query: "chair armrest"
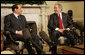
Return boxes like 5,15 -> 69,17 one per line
3,31 -> 19,45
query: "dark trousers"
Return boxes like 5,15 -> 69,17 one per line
51,30 -> 77,44
51,30 -> 62,44
13,28 -> 43,54
50,30 -> 61,54
12,28 -> 35,54
31,32 -> 43,54
50,30 -> 79,54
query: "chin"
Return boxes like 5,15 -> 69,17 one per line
55,12 -> 57,14
20,13 -> 22,15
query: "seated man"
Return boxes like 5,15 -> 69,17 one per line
48,3 -> 79,54
4,4 -> 43,54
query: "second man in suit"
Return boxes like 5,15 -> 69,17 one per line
48,3 -> 73,54
4,4 -> 43,54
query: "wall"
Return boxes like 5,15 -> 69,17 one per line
1,1 -> 84,35
58,1 -> 84,22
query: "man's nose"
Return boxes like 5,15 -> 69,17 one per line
54,9 -> 57,11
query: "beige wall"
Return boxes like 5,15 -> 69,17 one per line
58,1 -> 84,22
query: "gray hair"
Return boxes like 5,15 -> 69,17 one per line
55,3 -> 63,11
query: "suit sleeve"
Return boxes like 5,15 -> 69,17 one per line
4,15 -> 16,34
48,15 -> 55,30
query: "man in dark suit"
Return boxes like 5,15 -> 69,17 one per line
4,4 -> 42,54
48,3 -> 73,54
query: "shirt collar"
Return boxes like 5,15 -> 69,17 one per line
58,12 -> 62,16
13,13 -> 19,18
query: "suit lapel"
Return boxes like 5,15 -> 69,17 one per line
11,13 -> 18,19
54,13 -> 59,21
11,13 -> 21,26
54,13 -> 59,27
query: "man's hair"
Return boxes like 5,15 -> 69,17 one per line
55,3 -> 63,11
12,4 -> 19,11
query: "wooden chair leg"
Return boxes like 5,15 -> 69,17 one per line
20,49 -> 23,54
15,50 -> 20,54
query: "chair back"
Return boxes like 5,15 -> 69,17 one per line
27,21 -> 37,34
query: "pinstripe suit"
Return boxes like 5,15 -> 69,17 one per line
4,13 -> 35,54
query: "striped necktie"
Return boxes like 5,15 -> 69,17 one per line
59,14 -> 63,29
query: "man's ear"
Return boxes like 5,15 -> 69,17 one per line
15,9 -> 17,11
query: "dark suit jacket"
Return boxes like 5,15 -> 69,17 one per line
4,13 -> 29,40
48,12 -> 73,31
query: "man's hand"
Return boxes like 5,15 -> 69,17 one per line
30,29 -> 33,32
17,30 -> 23,35
58,29 -> 65,33
66,28 -> 70,31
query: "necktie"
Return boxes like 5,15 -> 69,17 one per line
59,14 -> 63,29
17,15 -> 22,29
18,15 -> 21,19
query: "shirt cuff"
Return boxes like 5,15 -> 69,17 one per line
66,28 -> 70,30
55,28 -> 59,30
15,30 -> 18,34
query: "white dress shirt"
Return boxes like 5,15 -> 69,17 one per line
13,13 -> 19,19
13,13 -> 19,34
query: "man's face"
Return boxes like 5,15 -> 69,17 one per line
54,5 -> 61,13
15,5 -> 22,15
